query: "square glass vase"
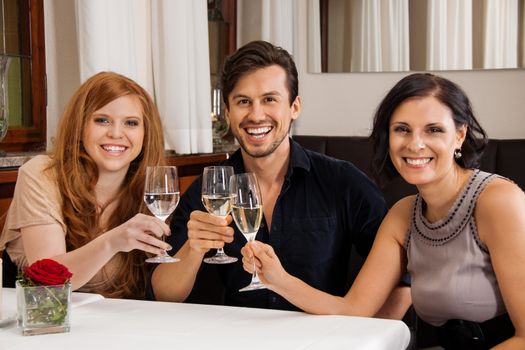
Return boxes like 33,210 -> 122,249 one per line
16,280 -> 71,335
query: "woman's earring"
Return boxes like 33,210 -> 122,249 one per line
454,148 -> 462,159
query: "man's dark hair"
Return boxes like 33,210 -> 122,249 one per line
220,40 -> 298,108
370,73 -> 488,185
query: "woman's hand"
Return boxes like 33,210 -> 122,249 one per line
241,241 -> 289,288
105,213 -> 172,255
186,210 -> 234,255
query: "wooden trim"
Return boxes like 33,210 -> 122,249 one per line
166,153 -> 228,177
167,153 -> 227,167
221,0 -> 237,55
0,170 -> 18,202
320,0 -> 329,73
1,0 -> 46,152
0,169 -> 19,185
30,0 -> 47,134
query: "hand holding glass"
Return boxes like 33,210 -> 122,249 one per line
201,166 -> 238,264
230,173 -> 267,292
144,166 -> 180,263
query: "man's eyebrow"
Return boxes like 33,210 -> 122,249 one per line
262,91 -> 281,96
231,93 -> 250,100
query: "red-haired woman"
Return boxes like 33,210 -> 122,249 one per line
1,72 -> 171,299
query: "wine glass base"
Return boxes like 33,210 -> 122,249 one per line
145,255 -> 180,263
203,254 -> 238,264
239,281 -> 267,292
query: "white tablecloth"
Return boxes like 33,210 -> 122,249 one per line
1,288 -> 410,349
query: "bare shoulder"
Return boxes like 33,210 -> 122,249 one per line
477,177 -> 525,215
389,195 -> 417,220
476,177 -> 525,244
379,195 -> 417,245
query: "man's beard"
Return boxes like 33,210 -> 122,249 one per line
233,121 -> 293,158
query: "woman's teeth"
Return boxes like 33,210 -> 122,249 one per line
102,145 -> 126,152
406,158 -> 431,165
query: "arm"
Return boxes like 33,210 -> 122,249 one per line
242,198 -> 412,316
375,284 -> 412,320
14,157 -> 170,290
476,180 -> 525,349
346,169 -> 412,319
22,213 -> 171,290
151,210 -> 234,301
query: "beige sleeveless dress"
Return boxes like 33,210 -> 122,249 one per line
405,170 -> 507,326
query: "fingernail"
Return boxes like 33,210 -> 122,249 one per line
167,245 -> 173,251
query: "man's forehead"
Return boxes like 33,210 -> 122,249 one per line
230,66 -> 289,98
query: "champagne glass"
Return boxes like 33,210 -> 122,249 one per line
144,166 -> 180,263
229,173 -> 267,292
202,166 -> 238,264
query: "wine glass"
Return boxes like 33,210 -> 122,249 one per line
143,166 -> 180,263
201,166 -> 238,264
229,173 -> 267,292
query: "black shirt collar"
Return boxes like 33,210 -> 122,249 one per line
227,137 -> 311,178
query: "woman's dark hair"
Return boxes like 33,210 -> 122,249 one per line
220,40 -> 298,108
370,73 -> 488,185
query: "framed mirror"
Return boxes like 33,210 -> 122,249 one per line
311,0 -> 525,73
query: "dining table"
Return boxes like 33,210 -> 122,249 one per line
1,287 -> 410,349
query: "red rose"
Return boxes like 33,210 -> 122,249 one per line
24,259 -> 73,286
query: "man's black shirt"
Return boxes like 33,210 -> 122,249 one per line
149,139 -> 387,311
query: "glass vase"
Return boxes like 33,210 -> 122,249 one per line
16,281 -> 71,335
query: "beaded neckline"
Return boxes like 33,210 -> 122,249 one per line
418,169 -> 479,229
409,170 -> 496,246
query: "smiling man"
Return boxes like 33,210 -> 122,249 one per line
149,41 -> 410,316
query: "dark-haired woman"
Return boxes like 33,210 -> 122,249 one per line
241,73 -> 525,349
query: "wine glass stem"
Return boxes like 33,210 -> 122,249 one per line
216,247 -> 225,255
252,260 -> 261,283
159,219 -> 170,257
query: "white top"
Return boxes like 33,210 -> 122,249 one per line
0,288 -> 410,350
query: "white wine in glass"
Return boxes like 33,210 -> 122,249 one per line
144,166 -> 180,263
230,173 -> 267,292
202,166 -> 238,264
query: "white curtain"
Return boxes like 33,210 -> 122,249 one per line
307,0 -> 322,73
75,0 -> 153,94
237,0 -> 298,56
382,0 -> 410,71
151,0 -> 211,153
426,0 -> 473,70
75,0 -> 212,154
483,0 -> 518,69
350,0 -> 409,72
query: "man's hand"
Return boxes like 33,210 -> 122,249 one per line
187,210 -> 234,254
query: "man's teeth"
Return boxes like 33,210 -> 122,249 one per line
246,126 -> 272,136
103,145 -> 126,152
406,158 -> 431,165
